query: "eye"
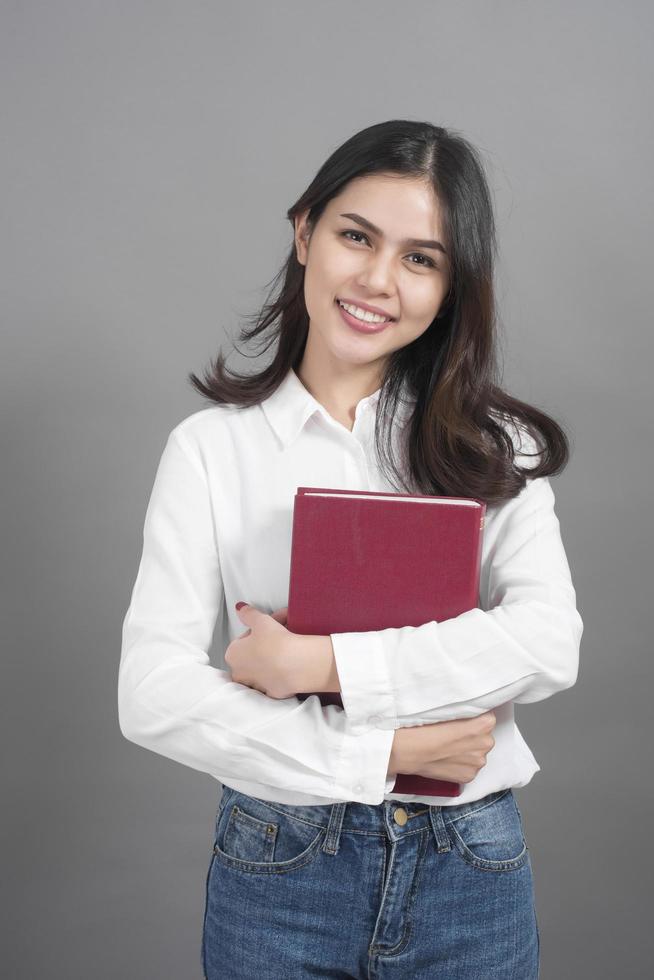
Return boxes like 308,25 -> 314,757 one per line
339,229 -> 438,270
340,229 -> 369,246
408,253 -> 437,269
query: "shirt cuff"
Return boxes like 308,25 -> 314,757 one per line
332,725 -> 396,804
330,629 -> 398,733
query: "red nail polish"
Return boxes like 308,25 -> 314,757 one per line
235,601 -> 247,610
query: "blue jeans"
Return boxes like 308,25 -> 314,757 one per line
201,785 -> 540,979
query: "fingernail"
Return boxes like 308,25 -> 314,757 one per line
235,601 -> 247,610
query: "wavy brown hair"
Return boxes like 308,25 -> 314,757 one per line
189,119 -> 571,506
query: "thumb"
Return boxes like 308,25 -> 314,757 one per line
235,601 -> 256,619
234,601 -> 257,637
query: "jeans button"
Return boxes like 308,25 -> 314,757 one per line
393,807 -> 408,826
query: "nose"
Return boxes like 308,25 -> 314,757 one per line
355,251 -> 395,297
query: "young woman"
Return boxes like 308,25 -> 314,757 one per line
118,119 -> 583,979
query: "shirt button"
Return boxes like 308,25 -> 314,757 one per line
354,783 -> 364,793
393,807 -> 408,826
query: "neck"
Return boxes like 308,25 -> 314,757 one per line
296,340 -> 385,430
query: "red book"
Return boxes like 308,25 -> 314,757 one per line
287,486 -> 486,798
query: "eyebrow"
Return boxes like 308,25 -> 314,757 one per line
338,212 -> 448,255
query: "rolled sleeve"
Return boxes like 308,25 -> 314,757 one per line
331,629 -> 398,734
328,473 -> 583,732
333,720 -> 396,803
118,427 -> 397,802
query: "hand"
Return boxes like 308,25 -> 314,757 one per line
387,711 -> 497,785
225,602 -> 299,700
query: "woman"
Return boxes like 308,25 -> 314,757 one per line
118,119 -> 583,979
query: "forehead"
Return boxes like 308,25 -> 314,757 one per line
327,173 -> 445,236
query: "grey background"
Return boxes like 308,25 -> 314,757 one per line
2,1 -> 651,977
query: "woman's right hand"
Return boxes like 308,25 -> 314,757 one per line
387,710 -> 497,785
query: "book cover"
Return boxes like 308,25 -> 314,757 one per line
286,486 -> 486,798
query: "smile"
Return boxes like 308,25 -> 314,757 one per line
335,299 -> 394,335
336,299 -> 392,323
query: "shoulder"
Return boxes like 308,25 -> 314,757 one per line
167,402 -> 259,450
163,401 -> 270,468
170,404 -> 238,441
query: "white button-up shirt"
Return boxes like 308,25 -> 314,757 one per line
118,366 -> 583,806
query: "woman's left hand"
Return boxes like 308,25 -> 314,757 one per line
225,602 -> 301,699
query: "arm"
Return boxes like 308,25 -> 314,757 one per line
323,460 -> 584,735
118,427 -> 394,804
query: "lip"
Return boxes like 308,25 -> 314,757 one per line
335,298 -> 394,335
337,297 -> 396,320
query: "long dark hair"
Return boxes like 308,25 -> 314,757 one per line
189,119 -> 571,506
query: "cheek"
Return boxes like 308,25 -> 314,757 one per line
302,266 -> 326,320
303,251 -> 340,307
312,241 -> 361,291
398,292 -> 440,329
419,279 -> 448,312
391,321 -> 433,350
397,277 -> 443,315
412,288 -> 448,328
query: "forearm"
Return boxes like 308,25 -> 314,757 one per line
284,635 -> 408,780
291,633 -> 342,694
386,729 -> 404,777
328,476 -> 583,731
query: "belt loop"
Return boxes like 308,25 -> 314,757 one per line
428,805 -> 452,853
321,802 -> 347,855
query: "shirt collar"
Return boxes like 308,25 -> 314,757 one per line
261,366 -> 413,451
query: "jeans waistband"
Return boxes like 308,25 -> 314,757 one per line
219,786 -> 514,857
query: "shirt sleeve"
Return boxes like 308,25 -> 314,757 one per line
329,463 -> 584,735
118,426 -> 395,804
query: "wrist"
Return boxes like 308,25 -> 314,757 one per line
387,729 -> 403,777
388,728 -> 414,777
291,633 -> 341,694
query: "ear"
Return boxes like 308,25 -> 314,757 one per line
294,211 -> 312,266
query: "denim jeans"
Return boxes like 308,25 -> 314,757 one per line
201,785 -> 539,979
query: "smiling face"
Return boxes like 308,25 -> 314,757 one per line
294,173 -> 452,381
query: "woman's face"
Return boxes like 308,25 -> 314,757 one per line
295,173 -> 452,375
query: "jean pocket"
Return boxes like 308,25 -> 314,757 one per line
446,789 -> 529,872
212,790 -> 327,875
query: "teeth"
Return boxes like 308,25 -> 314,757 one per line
338,300 -> 390,324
